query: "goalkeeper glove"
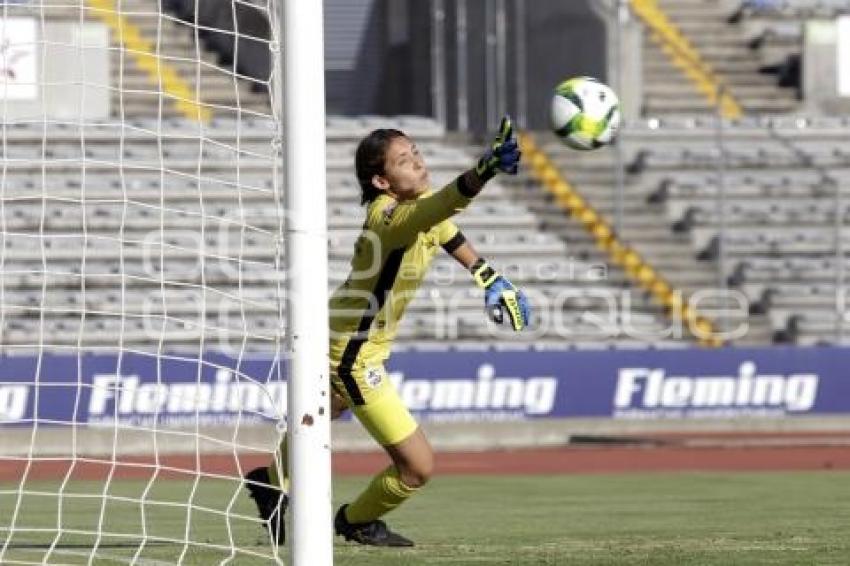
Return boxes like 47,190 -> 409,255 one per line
471,259 -> 531,331
475,115 -> 521,182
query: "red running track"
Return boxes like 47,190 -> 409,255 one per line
1,442 -> 849,482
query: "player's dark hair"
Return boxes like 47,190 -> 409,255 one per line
355,128 -> 408,205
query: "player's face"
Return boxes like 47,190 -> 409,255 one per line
374,137 -> 429,201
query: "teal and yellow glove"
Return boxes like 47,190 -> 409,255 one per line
475,115 -> 521,182
471,259 -> 531,331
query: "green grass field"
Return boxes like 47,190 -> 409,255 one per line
0,471 -> 848,565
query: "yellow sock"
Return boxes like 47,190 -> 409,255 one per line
267,435 -> 289,493
344,466 -> 419,524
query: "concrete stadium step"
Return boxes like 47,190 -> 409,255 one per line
641,97 -> 799,113
644,266 -> 717,285
735,93 -> 800,106
656,0 -> 727,11
643,69 -> 781,87
530,169 -> 622,186
726,86 -> 797,100
111,54 -> 228,73
514,180 -> 649,199
641,72 -> 768,90
642,93 -> 796,109
656,0 -> 730,6
516,176 -> 652,196
582,191 -> 660,206
645,254 -> 717,271
115,75 -> 264,95
671,19 -> 739,33
699,55 -> 771,69
656,0 -> 726,5
536,148 -> 622,163
108,67 -> 254,94
643,99 -> 798,114
658,2 -> 718,17
644,43 -> 755,61
653,271 -> 725,292
644,84 -> 797,99
534,160 -> 639,176
643,59 -> 766,74
112,97 -> 269,112
108,83 -> 264,97
520,195 -> 657,217
529,209 -> 666,233
629,245 -> 701,264
684,32 -> 751,44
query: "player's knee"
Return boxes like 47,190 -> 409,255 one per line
330,391 -> 349,420
399,455 -> 434,489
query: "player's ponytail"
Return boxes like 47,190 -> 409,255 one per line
355,128 -> 407,205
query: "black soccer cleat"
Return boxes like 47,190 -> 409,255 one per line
244,466 -> 288,545
334,504 -> 414,547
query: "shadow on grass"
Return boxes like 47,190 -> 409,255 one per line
3,541 -> 172,550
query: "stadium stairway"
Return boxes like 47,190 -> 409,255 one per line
641,0 -> 800,115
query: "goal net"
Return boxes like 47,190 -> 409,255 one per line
0,0 -> 287,562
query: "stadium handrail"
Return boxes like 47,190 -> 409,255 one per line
519,132 -> 722,347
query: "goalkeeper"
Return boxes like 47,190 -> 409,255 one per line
246,116 -> 530,547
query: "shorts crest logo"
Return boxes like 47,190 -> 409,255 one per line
365,367 -> 384,389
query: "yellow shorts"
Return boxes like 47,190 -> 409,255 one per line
330,361 -> 418,447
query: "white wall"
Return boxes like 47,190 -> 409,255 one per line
1,19 -> 110,120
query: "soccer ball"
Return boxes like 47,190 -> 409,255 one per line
551,77 -> 621,151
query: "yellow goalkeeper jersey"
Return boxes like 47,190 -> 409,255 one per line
329,179 -> 471,380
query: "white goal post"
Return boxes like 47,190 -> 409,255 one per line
280,0 -> 333,564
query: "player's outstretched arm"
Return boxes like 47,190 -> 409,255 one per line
372,115 -> 522,242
